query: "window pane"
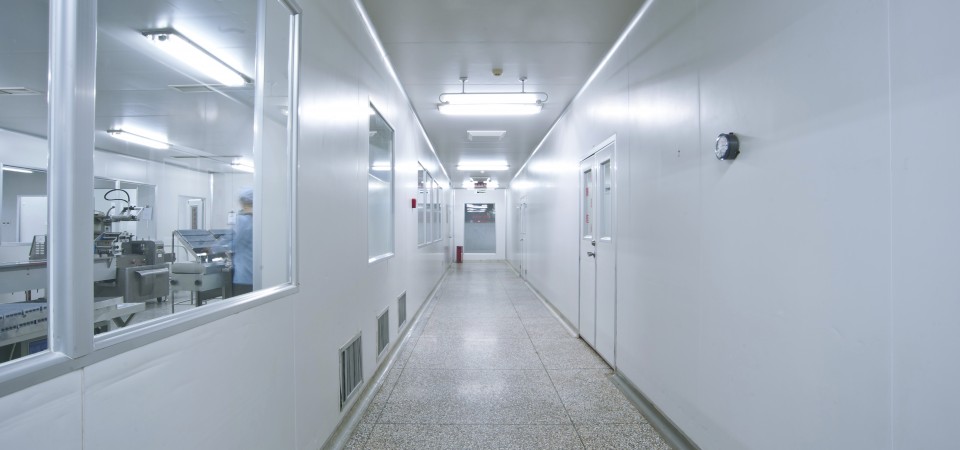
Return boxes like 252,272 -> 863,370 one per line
582,169 -> 592,238
0,0 -> 51,363
89,0 -> 294,334
599,159 -> 612,239
464,203 -> 495,253
368,107 -> 394,261
417,167 -> 426,245
432,180 -> 440,242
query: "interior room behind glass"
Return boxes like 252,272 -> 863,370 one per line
0,0 -> 294,363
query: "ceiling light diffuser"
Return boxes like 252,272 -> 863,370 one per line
440,103 -> 541,116
107,129 -> 170,149
230,158 -> 255,173
142,28 -> 250,87
457,163 -> 509,171
438,76 -> 547,116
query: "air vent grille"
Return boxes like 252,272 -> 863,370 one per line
377,308 -> 390,356
0,87 -> 41,95
397,291 -> 407,328
339,333 -> 363,410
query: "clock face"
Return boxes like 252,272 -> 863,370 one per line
715,135 -> 729,159
714,132 -> 739,160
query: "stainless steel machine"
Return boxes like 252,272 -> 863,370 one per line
169,229 -> 231,308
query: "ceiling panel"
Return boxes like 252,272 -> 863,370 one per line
361,0 -> 645,186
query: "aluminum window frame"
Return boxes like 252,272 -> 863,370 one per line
0,0 -> 302,398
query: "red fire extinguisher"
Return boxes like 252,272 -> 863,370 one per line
456,245 -> 463,263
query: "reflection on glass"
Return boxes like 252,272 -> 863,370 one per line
582,169 -> 592,238
600,160 -> 612,239
464,203 -> 496,253
0,1 -> 51,364
368,106 -> 395,261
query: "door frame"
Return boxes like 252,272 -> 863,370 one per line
578,134 -> 618,366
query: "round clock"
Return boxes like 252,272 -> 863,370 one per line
715,132 -> 740,160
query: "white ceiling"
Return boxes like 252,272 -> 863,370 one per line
360,0 -> 645,187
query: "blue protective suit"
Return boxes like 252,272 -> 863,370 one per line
232,212 -> 253,285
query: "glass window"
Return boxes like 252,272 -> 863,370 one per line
0,0 -> 51,364
434,185 -> 442,242
432,180 -> 440,242
417,167 -> 427,245
368,106 -> 394,261
599,159 -> 612,240
464,203 -> 495,253
87,0 -> 296,334
582,169 -> 592,238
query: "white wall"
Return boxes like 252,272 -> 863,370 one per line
453,188 -> 506,260
508,0 -> 958,448
0,1 -> 451,449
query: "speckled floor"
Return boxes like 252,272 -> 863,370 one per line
345,262 -> 672,450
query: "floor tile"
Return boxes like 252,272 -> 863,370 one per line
422,316 -> 529,339
344,422 -> 374,450
515,302 -> 554,318
522,317 -> 576,339
378,369 -> 570,425
406,337 -> 543,370
532,338 -> 610,370
430,303 -> 519,319
549,369 -> 646,424
361,367 -> 403,424
576,423 -> 672,450
364,424 -> 585,450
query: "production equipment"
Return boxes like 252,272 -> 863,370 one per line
169,229 -> 231,308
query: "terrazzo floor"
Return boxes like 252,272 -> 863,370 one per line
345,261 -> 672,450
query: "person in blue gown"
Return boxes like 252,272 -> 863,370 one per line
231,188 -> 254,296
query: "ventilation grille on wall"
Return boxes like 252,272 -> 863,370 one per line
397,291 -> 407,329
339,333 -> 363,410
377,308 -> 390,357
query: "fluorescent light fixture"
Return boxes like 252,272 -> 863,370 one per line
2,166 -> 34,174
438,77 -> 547,116
441,92 -> 544,105
371,162 -> 392,171
462,179 -> 475,188
142,28 -> 250,87
231,158 -> 255,173
107,129 -> 170,149
439,103 -> 541,116
457,163 -> 509,171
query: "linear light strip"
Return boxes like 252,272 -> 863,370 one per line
107,129 -> 170,149
439,103 -> 541,116
142,28 -> 250,87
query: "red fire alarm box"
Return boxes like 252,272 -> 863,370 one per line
411,198 -> 417,208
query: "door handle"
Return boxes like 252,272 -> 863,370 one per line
587,251 -> 596,257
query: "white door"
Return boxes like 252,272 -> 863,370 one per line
518,196 -> 528,279
18,195 -> 47,243
594,143 -> 616,364
579,138 -> 617,365
578,160 -> 597,347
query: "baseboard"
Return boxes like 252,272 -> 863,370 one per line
320,266 -> 450,450
610,372 -> 700,450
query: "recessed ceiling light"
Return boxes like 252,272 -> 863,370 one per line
457,163 -> 509,171
467,130 -> 507,141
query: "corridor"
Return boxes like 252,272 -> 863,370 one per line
345,262 -> 671,449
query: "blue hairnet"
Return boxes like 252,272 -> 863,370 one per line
239,187 -> 253,206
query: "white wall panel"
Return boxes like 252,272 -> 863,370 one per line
83,299 -> 296,450
0,373 -> 82,450
890,0 -> 960,448
508,0 -> 904,448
